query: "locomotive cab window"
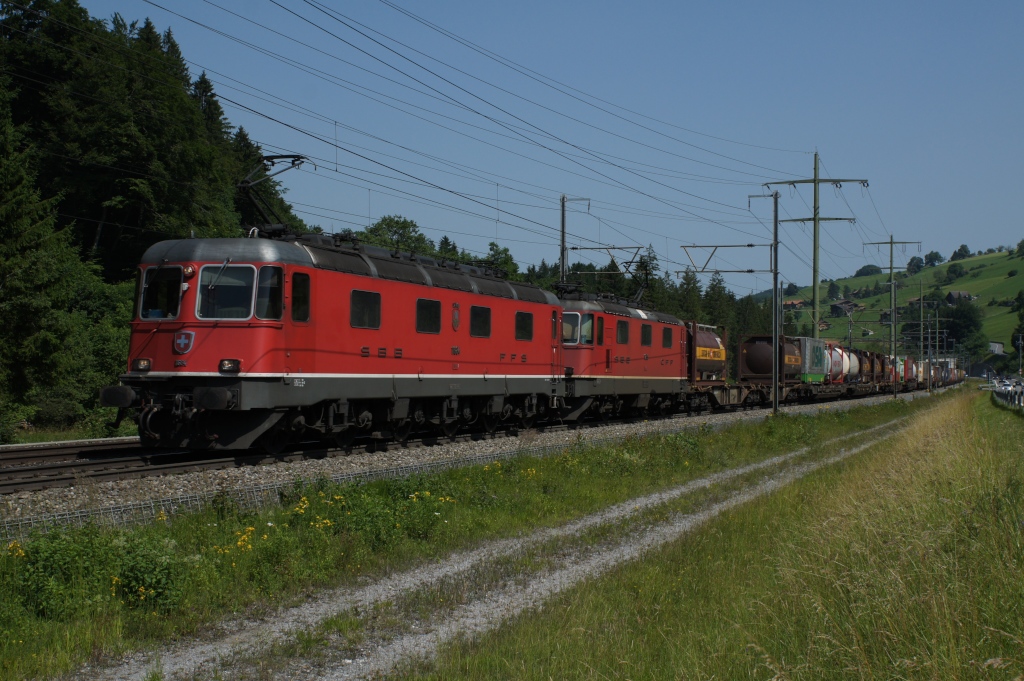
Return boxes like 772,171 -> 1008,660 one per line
197,264 -> 255,320
580,314 -> 595,345
350,290 -> 381,329
616,320 -> 629,344
255,266 -> 283,320
562,312 -> 581,344
662,326 -> 673,348
139,266 -> 183,319
470,306 -> 491,338
641,323 -> 653,347
416,299 -> 441,334
515,311 -> 534,341
291,273 -> 310,322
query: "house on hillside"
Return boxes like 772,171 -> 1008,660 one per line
830,300 -> 855,317
990,342 -> 1005,355
783,300 -> 803,311
946,291 -> 974,305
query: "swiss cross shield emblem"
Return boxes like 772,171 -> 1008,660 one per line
173,331 -> 195,354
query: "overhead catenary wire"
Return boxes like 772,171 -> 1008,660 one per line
375,0 -> 811,157
5,0 -> 806,295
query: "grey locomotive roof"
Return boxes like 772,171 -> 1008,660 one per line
560,295 -> 682,325
141,237 -> 559,305
141,238 -> 315,267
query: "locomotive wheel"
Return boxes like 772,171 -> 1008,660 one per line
332,428 -> 354,452
482,414 -> 500,435
519,413 -> 536,430
440,420 -> 460,437
261,428 -> 291,455
392,419 -> 413,444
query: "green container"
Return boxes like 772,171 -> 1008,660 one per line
797,337 -> 827,383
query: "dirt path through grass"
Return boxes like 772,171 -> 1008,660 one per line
306,431 -> 902,681
81,414 -> 917,681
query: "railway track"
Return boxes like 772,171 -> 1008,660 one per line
0,428 -> 532,494
0,391 -> 941,495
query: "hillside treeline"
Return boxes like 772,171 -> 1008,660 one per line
0,0 -> 305,439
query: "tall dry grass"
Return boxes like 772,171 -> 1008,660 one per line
421,392 -> 1024,680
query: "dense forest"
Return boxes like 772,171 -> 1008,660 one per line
3,1 -> 1010,443
0,0 -> 309,439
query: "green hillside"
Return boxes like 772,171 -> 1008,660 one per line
784,249 -> 1024,352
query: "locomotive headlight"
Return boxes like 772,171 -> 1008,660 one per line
182,264 -> 196,277
132,358 -> 152,372
219,359 -> 241,372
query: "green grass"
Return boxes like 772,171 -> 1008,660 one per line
786,249 -> 1024,348
0,396 -> 946,680
412,391 -> 1024,680
5,407 -> 138,444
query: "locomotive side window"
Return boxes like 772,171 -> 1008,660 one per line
416,299 -> 442,334
596,316 -> 604,345
580,314 -> 595,345
562,312 -> 580,344
292,273 -> 310,322
640,323 -> 652,347
662,326 -> 673,348
470,306 -> 491,338
515,312 -> 534,341
197,264 -> 255,320
351,290 -> 381,329
139,266 -> 182,319
255,266 -> 283,320
616,320 -> 629,344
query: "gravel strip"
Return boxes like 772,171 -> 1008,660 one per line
77,417 -> 909,681
314,432 -> 901,681
1,392 -> 929,522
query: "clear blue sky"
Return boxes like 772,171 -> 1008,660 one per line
78,0 -> 1024,295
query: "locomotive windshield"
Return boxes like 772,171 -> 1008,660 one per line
139,266 -> 182,319
197,264 -> 256,319
562,313 -> 595,345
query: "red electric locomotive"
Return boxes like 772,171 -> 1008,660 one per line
558,294 -> 687,419
102,232 -> 963,451
102,234 -> 563,450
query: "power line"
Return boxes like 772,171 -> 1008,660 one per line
376,0 -> 811,157
296,0 -> 804,178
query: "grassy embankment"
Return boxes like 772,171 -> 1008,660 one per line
415,390 -> 1024,680
0,396 -> 941,680
788,249 -> 1024,347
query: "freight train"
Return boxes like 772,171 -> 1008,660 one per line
100,233 -> 963,450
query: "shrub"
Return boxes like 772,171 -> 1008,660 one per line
1009,269 -> 1018,277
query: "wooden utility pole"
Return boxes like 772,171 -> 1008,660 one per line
766,153 -> 867,339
